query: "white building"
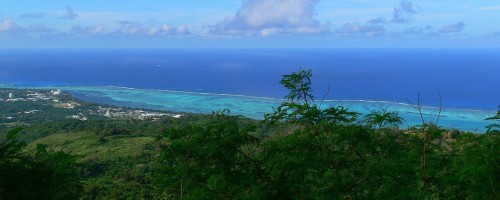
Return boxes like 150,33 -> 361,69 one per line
8,93 -> 13,99
51,89 -> 61,95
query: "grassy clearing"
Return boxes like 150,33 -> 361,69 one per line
27,132 -> 156,162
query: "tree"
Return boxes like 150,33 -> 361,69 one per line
485,105 -> 500,133
261,69 -> 373,199
487,106 -> 500,120
156,110 -> 261,199
449,132 -> 500,199
265,68 -> 358,126
363,107 -> 405,132
0,128 -> 82,200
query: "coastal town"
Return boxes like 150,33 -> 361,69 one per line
0,88 -> 181,125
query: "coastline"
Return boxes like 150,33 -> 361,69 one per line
1,84 -> 496,132
3,83 -> 495,112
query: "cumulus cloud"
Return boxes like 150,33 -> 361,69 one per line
439,22 -> 465,33
117,21 -> 142,35
19,13 -> 46,19
116,21 -> 190,36
392,0 -> 418,23
72,25 -> 105,35
147,24 -> 190,36
0,19 -> 59,37
368,0 -> 420,24
336,23 -> 385,37
60,6 -> 78,19
1,19 -> 104,38
206,0 -> 329,37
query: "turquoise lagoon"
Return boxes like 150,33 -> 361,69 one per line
4,85 -> 495,132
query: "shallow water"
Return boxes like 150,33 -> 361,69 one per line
3,85 -> 494,132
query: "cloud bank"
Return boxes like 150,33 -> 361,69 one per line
72,25 -> 105,35
1,18 -> 190,39
336,23 -> 385,37
0,19 -> 59,37
117,21 -> 190,36
206,0 -> 329,37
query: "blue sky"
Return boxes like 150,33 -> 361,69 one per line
1,0 -> 500,48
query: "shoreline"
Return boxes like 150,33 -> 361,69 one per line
1,83 -> 496,113
1,84 -> 496,132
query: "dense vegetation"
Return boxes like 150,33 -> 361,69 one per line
0,128 -> 81,199
155,69 -> 499,199
1,70 -> 499,199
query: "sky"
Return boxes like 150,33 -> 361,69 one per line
1,0 -> 500,48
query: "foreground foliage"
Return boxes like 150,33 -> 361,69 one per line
155,70 -> 500,199
0,128 -> 82,200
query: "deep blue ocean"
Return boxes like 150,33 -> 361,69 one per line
1,48 -> 498,109
0,48 -> 499,131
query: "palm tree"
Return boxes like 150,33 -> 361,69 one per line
363,107 -> 405,133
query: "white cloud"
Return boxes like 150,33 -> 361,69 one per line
147,24 -> 190,36
116,21 -> 190,36
72,25 -> 105,35
118,21 -> 143,35
1,18 -> 190,39
0,19 -> 15,32
207,0 -> 329,36
336,23 -> 385,37
439,22 -> 465,33
60,6 -> 78,20
0,19 -> 60,37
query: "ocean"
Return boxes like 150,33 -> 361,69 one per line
0,48 -> 498,131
